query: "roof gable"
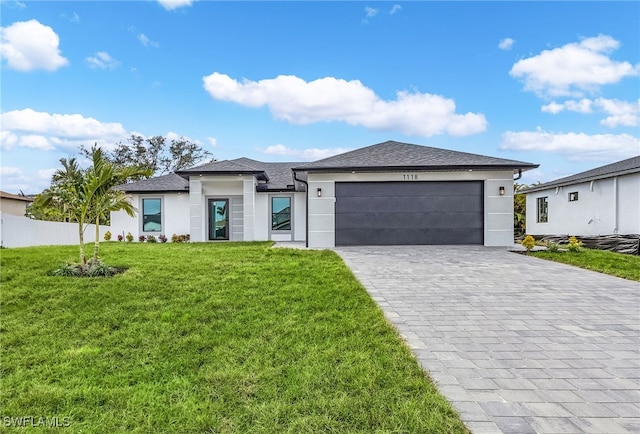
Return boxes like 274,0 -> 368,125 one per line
292,140 -> 537,172
523,155 -> 640,193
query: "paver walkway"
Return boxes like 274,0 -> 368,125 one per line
335,246 -> 640,434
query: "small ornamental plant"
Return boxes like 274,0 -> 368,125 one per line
545,241 -> 560,252
125,232 -> 134,242
522,235 -> 535,253
147,235 -> 157,243
159,234 -> 168,243
567,236 -> 582,252
117,234 -> 124,242
104,231 -> 112,241
139,235 -> 147,242
171,234 -> 190,243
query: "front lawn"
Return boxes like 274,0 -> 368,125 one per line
1,242 -> 467,433
530,248 -> 640,282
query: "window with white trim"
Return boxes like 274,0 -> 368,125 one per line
142,198 -> 162,232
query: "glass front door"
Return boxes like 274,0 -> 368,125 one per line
209,199 -> 229,240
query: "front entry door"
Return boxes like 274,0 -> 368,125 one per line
208,199 -> 229,240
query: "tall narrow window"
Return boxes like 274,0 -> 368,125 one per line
142,198 -> 162,232
272,197 -> 291,231
536,197 -> 548,223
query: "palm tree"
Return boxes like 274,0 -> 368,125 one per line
43,157 -> 93,267
43,146 -> 151,271
85,146 -> 151,265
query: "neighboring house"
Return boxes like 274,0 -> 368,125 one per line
112,140 -> 538,248
0,191 -> 33,216
524,156 -> 640,236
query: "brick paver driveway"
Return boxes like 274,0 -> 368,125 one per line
335,246 -> 640,434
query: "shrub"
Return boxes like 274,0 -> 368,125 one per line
159,234 -> 168,243
126,232 -> 134,242
117,234 -> 124,242
147,235 -> 157,243
545,241 -> 560,252
139,235 -> 146,242
567,236 -> 583,252
52,263 -> 82,277
522,235 -> 535,253
87,260 -> 117,277
171,234 -> 190,243
104,231 -> 112,241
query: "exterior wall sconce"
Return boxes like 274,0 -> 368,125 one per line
499,186 -> 505,196
317,188 -> 322,197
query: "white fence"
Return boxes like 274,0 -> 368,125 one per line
0,212 -> 111,248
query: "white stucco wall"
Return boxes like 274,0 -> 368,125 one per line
307,170 -> 516,248
526,173 -> 640,236
110,192 -> 190,240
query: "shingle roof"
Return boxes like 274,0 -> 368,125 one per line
523,155 -> 640,193
114,173 -> 189,193
176,158 -> 303,190
292,140 -> 538,172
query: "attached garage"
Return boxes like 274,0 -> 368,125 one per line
335,181 -> 484,246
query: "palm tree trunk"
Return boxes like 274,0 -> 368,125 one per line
93,215 -> 100,266
78,223 -> 87,269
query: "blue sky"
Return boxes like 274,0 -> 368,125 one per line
1,1 -> 638,194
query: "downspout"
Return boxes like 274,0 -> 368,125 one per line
613,176 -> 619,233
513,169 -> 522,181
293,171 -> 309,248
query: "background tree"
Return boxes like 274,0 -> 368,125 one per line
80,134 -> 214,181
514,182 -> 527,236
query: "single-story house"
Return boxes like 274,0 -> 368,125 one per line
112,140 -> 538,248
524,155 -> 640,236
0,191 -> 33,217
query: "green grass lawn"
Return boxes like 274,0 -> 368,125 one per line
530,248 -> 640,282
1,242 -> 467,433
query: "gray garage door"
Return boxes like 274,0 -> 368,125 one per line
335,181 -> 484,246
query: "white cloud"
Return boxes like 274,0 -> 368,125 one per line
500,129 -> 640,161
498,38 -> 514,50
0,19 -> 68,71
166,131 -> 201,145
390,4 -> 402,15
0,108 -> 129,153
596,98 -> 640,127
541,98 -> 639,127
362,6 -> 378,23
138,33 -> 159,48
1,166 -> 22,177
261,144 -> 352,161
202,73 -> 487,137
19,135 -> 53,150
540,102 -> 564,114
157,0 -> 192,10
1,108 -> 127,138
0,130 -> 18,150
86,51 -> 119,70
37,168 -> 57,181
207,137 -> 218,147
510,35 -> 638,97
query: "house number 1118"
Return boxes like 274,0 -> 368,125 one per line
403,174 -> 418,180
